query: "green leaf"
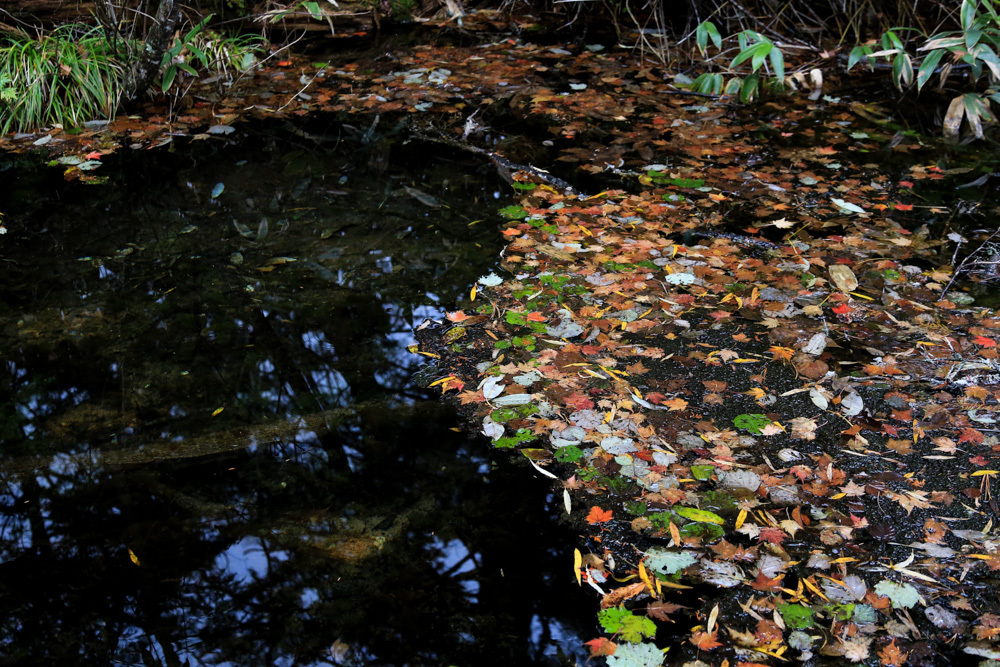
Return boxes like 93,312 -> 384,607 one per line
750,42 -> 771,71
731,44 -> 757,69
739,73 -> 759,103
733,413 -> 772,434
161,65 -> 178,92
696,20 -> 722,55
691,72 -> 723,95
892,52 -> 914,88
597,608 -> 657,643
498,205 -> 528,220
916,48 -> 946,90
303,1 -> 323,19
674,506 -> 725,525
680,522 -> 724,541
873,580 -> 921,609
554,445 -> 583,463
769,44 -> 785,82
690,464 -> 715,480
847,45 -> 873,71
962,0 -> 977,30
645,547 -> 697,575
778,603 -> 816,629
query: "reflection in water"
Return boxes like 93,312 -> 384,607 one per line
0,119 -> 593,665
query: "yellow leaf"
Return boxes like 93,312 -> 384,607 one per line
128,548 -> 141,566
972,470 -> 999,477
801,576 -> 829,601
470,284 -> 477,301
212,407 -> 224,417
639,561 -> 656,596
574,549 -> 582,586
735,509 -> 747,530
657,580 -> 693,590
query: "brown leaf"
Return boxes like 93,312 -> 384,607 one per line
703,380 -> 728,392
646,601 -> 688,622
886,439 -> 914,455
599,582 -> 646,609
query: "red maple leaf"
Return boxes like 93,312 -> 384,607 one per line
585,637 -> 616,656
586,506 -> 614,524
758,527 -> 788,545
563,392 -> 595,410
974,335 -> 997,348
831,303 -> 853,315
959,428 -> 985,445
893,203 -> 913,211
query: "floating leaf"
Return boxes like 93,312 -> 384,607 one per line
645,547 -> 697,575
597,608 -> 657,643
691,464 -> 715,480
663,272 -> 696,286
601,436 -> 637,455
874,580 -> 920,609
841,392 -> 864,417
478,273 -> 503,287
829,264 -> 859,292
778,603 -> 816,629
211,182 -> 225,199
605,641 -> 663,666
675,507 -> 725,525
734,413 -> 772,434
830,197 -> 866,214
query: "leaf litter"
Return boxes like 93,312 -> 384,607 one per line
394,36 -> 1000,667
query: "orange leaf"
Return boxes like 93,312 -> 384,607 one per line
769,345 -> 794,362
893,203 -> 914,211
974,335 -> 997,348
438,376 -> 465,393
446,311 -> 471,322
586,506 -> 614,524
878,638 -> 908,666
664,397 -> 689,411
690,629 -> 722,651
526,312 -> 547,322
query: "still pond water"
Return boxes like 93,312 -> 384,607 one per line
0,117 -> 594,665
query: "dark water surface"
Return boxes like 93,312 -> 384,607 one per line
0,118 -> 592,665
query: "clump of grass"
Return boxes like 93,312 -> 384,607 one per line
0,24 -> 122,133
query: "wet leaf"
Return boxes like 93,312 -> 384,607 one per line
645,548 -> 697,575
587,506 -> 614,524
874,580 -> 920,609
597,608 -> 656,643
778,603 -> 815,629
829,264 -> 859,293
675,507 -> 724,524
734,413 -> 773,434
605,641 -> 663,667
